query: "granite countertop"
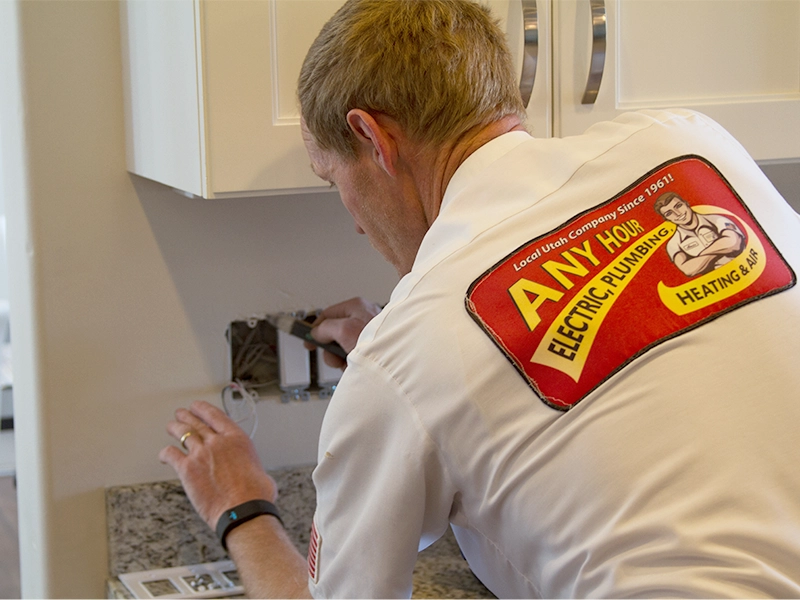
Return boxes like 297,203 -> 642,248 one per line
106,465 -> 494,599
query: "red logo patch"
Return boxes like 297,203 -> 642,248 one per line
466,155 -> 795,410
308,517 -> 321,583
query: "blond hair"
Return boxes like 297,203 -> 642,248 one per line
298,0 -> 526,159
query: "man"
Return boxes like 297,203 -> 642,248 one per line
655,191 -> 746,277
161,1 -> 800,597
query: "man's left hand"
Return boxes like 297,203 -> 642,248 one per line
160,400 -> 277,530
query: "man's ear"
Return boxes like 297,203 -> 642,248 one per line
345,109 -> 398,177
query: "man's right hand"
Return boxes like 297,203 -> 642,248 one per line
307,297 -> 382,368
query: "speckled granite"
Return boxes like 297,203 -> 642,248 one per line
106,465 -> 493,599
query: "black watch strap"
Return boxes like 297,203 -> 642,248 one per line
216,499 -> 284,551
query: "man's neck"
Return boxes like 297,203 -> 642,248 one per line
408,115 -> 527,228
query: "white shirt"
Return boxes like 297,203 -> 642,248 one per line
308,110 -> 800,598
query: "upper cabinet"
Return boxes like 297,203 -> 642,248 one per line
550,0 -> 800,161
487,0 -> 554,139
120,0 -> 343,198
120,0 -> 800,199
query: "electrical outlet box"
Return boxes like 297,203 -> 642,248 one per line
316,347 -> 342,399
226,317 -> 280,397
277,328 -> 311,401
227,312 -> 343,402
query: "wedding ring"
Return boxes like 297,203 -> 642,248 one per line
180,431 -> 193,450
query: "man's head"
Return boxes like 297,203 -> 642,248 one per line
655,192 -> 697,227
298,0 -> 527,276
298,0 -> 526,161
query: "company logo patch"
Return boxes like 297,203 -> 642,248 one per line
466,155 -> 796,410
308,516 -> 322,583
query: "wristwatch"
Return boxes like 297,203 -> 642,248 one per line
215,499 -> 284,551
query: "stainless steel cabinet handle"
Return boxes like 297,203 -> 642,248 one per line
581,0 -> 606,104
519,0 -> 538,108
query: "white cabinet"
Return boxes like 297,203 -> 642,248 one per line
121,0 -> 800,199
488,0 -> 555,138
550,0 -> 800,161
120,0 -> 343,198
494,0 -> 800,161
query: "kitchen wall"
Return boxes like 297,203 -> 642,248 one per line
0,2 -> 397,598
760,162 -> 800,213
2,2 -> 799,599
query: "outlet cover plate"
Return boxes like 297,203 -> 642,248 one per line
118,560 -> 244,599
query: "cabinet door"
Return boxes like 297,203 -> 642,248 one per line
121,0 -> 207,197
201,0 -> 344,196
553,0 -> 800,161
487,0 -> 554,138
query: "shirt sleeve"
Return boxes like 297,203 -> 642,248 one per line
307,351 -> 456,599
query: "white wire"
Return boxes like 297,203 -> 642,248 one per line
221,379 -> 259,439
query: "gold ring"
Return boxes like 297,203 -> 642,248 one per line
180,431 -> 193,450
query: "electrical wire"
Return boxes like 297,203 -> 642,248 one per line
221,379 -> 259,439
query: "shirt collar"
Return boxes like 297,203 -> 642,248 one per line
441,130 -> 533,213
401,131 -> 533,283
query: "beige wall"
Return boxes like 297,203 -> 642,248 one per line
760,162 -> 800,213
0,1 -> 396,597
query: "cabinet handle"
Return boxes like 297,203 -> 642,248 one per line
519,0 -> 539,108
581,0 -> 606,104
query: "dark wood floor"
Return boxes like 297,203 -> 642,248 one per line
0,476 -> 20,599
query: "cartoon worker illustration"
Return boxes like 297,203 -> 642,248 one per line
655,191 -> 746,277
